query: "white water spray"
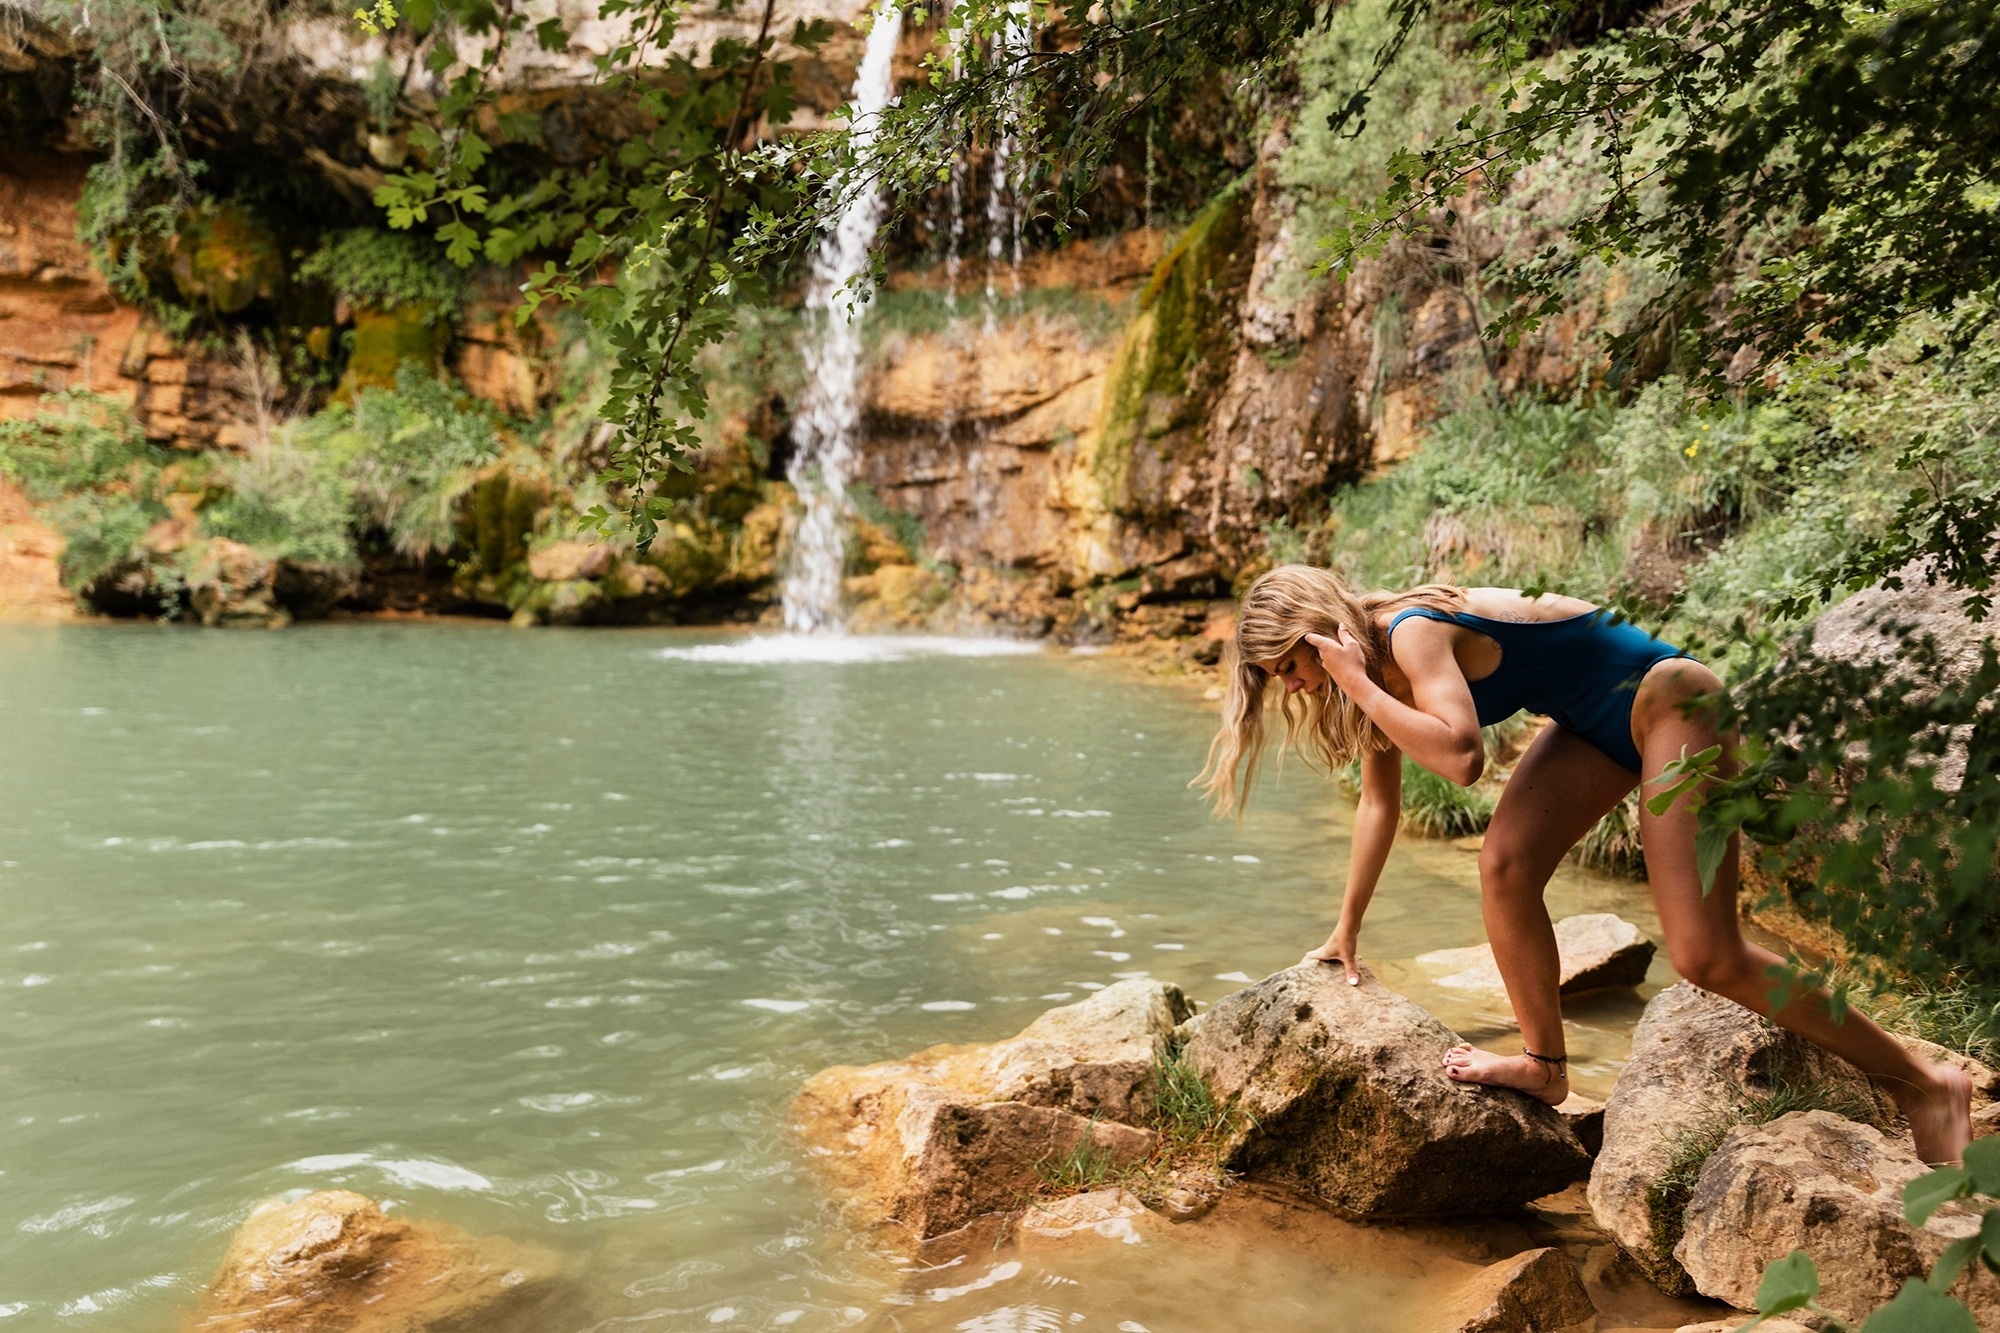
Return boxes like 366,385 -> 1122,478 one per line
781,0 -> 906,634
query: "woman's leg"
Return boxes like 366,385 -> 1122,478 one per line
1443,724 -> 1638,1105
1633,662 -> 1973,1165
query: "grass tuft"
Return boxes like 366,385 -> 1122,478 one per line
1034,1117 -> 1117,1192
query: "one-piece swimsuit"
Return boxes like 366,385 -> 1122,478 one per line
1384,607 -> 1686,773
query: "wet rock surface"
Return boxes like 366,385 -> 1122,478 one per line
1181,964 -> 1590,1216
1417,913 -> 1655,997
1587,983 -> 1882,1295
1676,1110 -> 2000,1326
187,1189 -> 562,1332
1435,1246 -> 1596,1333
793,978 -> 1186,1239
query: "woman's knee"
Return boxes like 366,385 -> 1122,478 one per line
1668,939 -> 1759,997
1478,838 -> 1544,903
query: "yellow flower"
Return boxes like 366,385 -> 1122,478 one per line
1684,443 -> 1699,458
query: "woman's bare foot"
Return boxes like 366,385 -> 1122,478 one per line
1442,1043 -> 1569,1107
1895,1062 -> 1973,1166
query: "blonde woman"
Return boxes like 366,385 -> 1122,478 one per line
1197,563 -> 1972,1166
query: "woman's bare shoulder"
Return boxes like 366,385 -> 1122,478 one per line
1461,586 -> 1598,622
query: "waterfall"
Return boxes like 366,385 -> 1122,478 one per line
780,0 -> 906,634
981,2 -> 1030,335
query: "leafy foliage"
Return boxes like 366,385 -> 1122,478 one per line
0,392 -> 182,593
297,230 -> 467,319
1657,623 -> 2000,1015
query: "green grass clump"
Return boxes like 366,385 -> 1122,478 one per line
1034,1117 -> 1118,1192
1398,762 -> 1495,838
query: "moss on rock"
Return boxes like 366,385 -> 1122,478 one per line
337,304 -> 447,399
1091,190 -> 1255,511
168,202 -> 286,316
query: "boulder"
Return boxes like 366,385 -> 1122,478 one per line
1180,965 -> 1591,1216
184,538 -> 287,629
795,978 -> 1187,1239
187,1189 -> 562,1332
1434,1247 -> 1596,1333
1553,1094 -> 1605,1158
1417,914 -> 1655,996
1587,983 -> 1882,1295
525,540 -> 613,584
1676,1111 -> 2000,1326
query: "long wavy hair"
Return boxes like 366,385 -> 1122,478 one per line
1194,564 -> 1466,817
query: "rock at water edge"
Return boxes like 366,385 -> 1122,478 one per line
795,978 -> 1185,1240
1434,1247 -> 1596,1333
187,1189 -> 562,1332
1417,914 -> 1655,996
1677,1110 -> 2000,1326
1587,983 -> 1882,1296
1181,964 -> 1590,1216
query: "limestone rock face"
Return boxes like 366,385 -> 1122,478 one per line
1587,983 -> 1881,1295
795,979 -> 1187,1239
1181,965 -> 1591,1216
1677,1111 -> 2000,1326
1417,914 -> 1656,996
188,1189 -> 562,1332
1435,1246 -> 1596,1333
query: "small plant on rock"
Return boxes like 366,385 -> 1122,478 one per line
1033,1118 -> 1116,1193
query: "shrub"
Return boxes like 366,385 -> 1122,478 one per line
298,229 -> 466,319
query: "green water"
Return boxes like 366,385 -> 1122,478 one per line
0,625 -> 1672,1329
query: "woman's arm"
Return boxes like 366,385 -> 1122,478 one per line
1303,741 -> 1401,984
1305,622 -> 1485,785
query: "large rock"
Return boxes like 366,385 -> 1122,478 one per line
1587,983 -> 1882,1295
1435,1246 -> 1596,1333
187,1189 -> 562,1332
1677,1111 -> 2000,1326
1417,913 -> 1656,996
795,978 -> 1187,1239
1180,965 -> 1591,1216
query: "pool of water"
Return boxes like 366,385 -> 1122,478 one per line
0,624 -> 1676,1328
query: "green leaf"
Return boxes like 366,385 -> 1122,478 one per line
1929,1233 -> 1980,1291
1906,1167 -> 1971,1226
1962,1137 -> 2000,1195
1858,1279 -> 1979,1333
1695,822 -> 1733,896
1754,1251 -> 1819,1315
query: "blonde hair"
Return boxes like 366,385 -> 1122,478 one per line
1194,564 -> 1465,817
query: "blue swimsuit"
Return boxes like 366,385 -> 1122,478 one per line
1385,607 -> 1686,773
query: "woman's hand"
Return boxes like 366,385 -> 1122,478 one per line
1301,926 -> 1362,986
1303,627 -> 1369,693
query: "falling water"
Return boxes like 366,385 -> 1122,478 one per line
981,1 -> 1030,334
780,0 -> 906,634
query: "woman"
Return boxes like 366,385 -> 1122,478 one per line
1196,564 -> 1972,1166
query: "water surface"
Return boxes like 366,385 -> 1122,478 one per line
0,625 -> 1673,1328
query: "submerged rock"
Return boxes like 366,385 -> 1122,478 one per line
1586,983 -> 1881,1295
794,978 -> 1187,1239
1416,914 -> 1655,996
187,1189 -> 562,1332
1435,1246 -> 1596,1333
1181,964 -> 1590,1216
1677,1110 -> 2000,1325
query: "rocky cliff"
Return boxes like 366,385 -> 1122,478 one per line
0,2 -> 1619,636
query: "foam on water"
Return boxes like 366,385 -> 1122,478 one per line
655,634 -> 1043,664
